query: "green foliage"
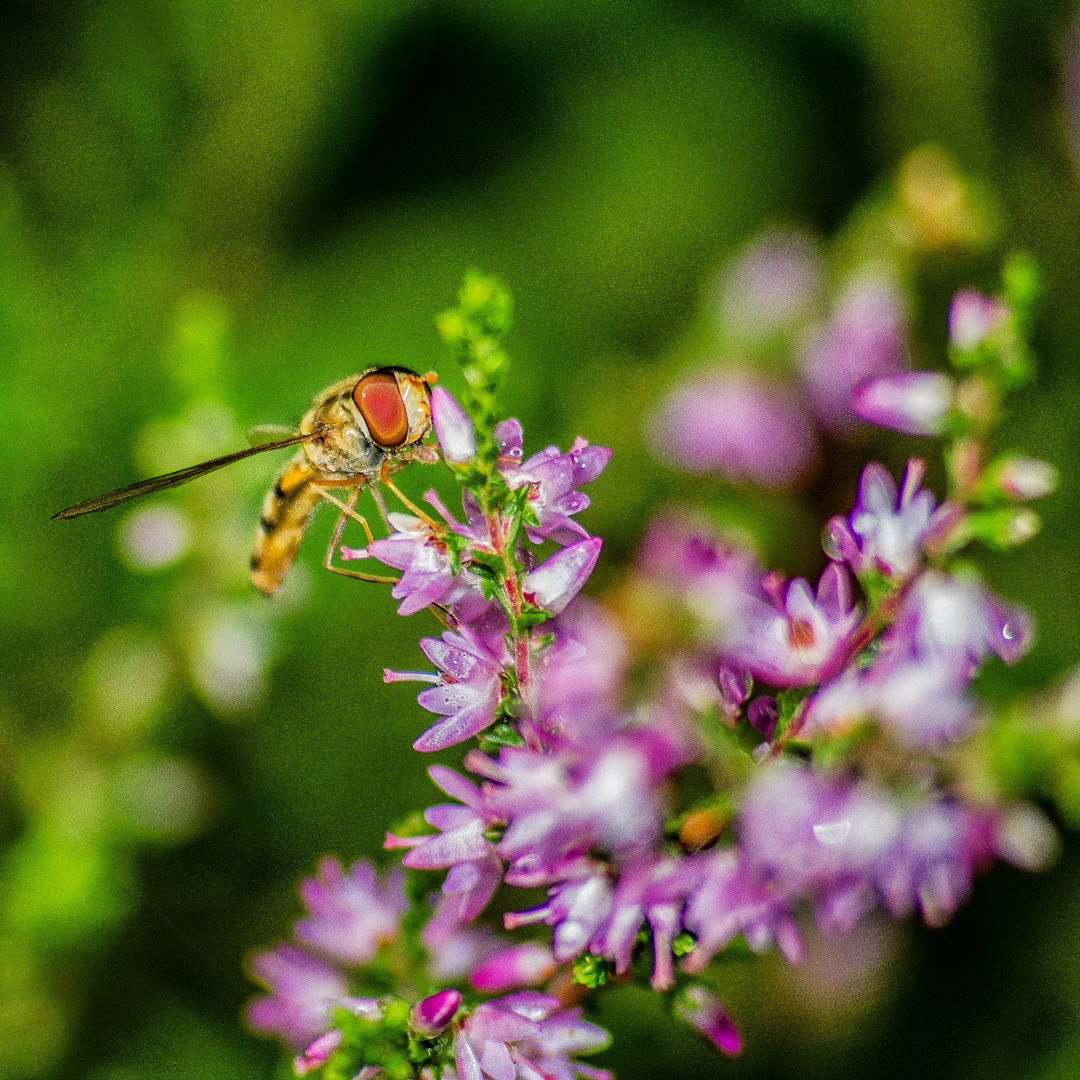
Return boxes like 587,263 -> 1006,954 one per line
436,272 -> 515,510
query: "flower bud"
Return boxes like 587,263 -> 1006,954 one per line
852,371 -> 954,435
949,289 -> 1009,350
521,537 -> 602,615
747,696 -> 779,740
991,455 -> 1059,501
676,985 -> 742,1056
431,385 -> 477,463
409,988 -> 462,1038
294,1029 -> 343,1076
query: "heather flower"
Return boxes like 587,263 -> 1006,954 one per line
294,1029 -> 344,1076
386,766 -> 504,921
824,459 -> 936,579
986,455 -> 1059,501
453,992 -> 611,1080
803,655 -> 975,747
432,384 -> 478,463
797,273 -> 908,437
494,420 -> 612,545
589,856 -> 699,989
422,894 -> 509,981
533,599 -> 628,739
482,730 -> 684,886
245,943 -> 350,1049
411,988 -> 463,1037
853,370 -> 955,435
356,501 -> 489,621
804,571 -> 1033,747
726,562 -> 860,687
521,537 -> 603,616
635,509 -> 762,650
504,872 -> 614,962
682,847 -> 804,968
646,370 -> 820,489
747,695 -> 778,739
388,626 -> 510,753
662,656 -> 749,728
889,570 -> 1034,673
710,227 -> 824,343
294,857 -> 407,966
801,571 -> 1029,747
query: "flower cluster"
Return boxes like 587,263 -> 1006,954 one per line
246,264 -> 1065,1077
645,147 -> 998,490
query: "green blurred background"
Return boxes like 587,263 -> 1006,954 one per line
4,0 -> 1080,1076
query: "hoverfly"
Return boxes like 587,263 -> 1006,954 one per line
53,367 -> 440,595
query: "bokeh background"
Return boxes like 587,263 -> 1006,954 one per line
5,0 -> 1080,1077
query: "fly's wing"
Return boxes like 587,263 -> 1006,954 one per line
52,433 -> 316,520
246,424 -> 299,448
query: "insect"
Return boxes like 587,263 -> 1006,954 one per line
53,366 -> 440,595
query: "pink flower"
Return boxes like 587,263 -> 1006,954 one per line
294,858 -> 407,966
453,993 -> 611,1080
726,562 -> 861,687
646,371 -> 819,489
824,459 -> 937,579
244,943 -> 349,1049
676,986 -> 742,1056
470,943 -> 558,992
798,274 -> 908,437
710,228 -> 824,344
387,625 -> 509,753
386,766 -> 504,921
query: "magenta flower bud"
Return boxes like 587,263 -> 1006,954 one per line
676,986 -> 742,1056
853,371 -> 955,436
410,988 -> 462,1037
431,385 -> 477,463
747,696 -> 778,740
470,943 -> 557,992
949,288 -> 1009,350
991,455 -> 1059,501
521,537 -> 602,615
294,1029 -> 343,1076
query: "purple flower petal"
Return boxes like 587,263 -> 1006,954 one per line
522,537 -> 602,615
431,385 -> 477,462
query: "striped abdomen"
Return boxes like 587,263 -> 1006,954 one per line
250,453 -> 322,595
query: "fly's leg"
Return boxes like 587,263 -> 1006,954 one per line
367,483 -> 394,534
379,460 -> 443,532
314,483 -> 375,544
316,483 -> 399,585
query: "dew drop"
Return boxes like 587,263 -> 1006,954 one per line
813,819 -> 850,845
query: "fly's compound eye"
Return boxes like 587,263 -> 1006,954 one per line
353,371 -> 409,448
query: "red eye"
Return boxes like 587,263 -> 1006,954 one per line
353,372 -> 409,447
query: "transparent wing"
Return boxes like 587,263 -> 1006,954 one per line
52,433 -> 315,520
246,423 -> 299,448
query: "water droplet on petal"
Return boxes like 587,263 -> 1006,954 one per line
813,819 -> 850,845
